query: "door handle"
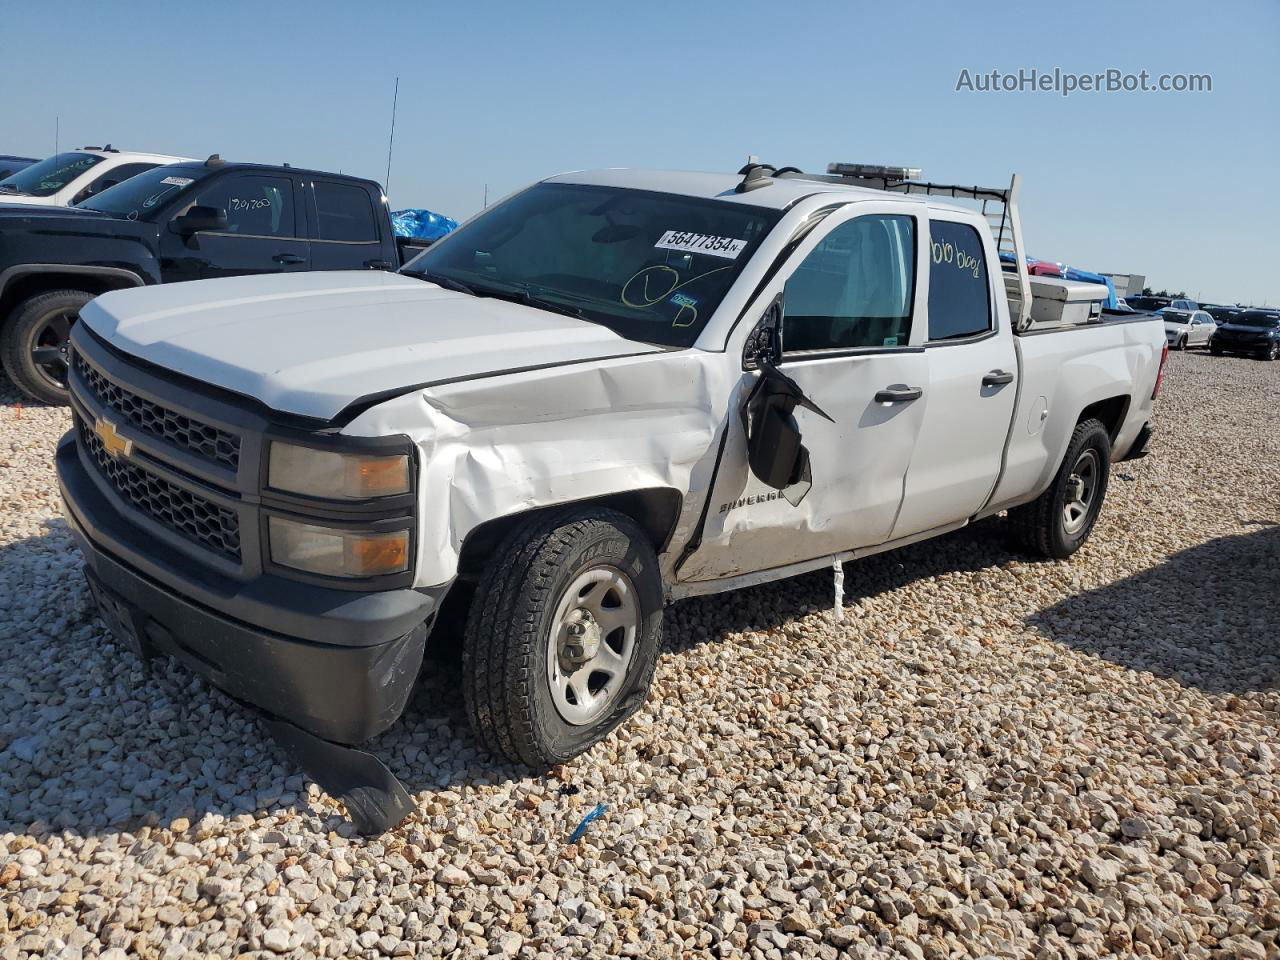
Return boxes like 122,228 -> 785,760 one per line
874,384 -> 923,403
982,369 -> 1015,386
365,259 -> 393,270
272,253 -> 306,265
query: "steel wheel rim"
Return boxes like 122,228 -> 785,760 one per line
546,565 -> 639,727
28,309 -> 76,391
1062,448 -> 1099,534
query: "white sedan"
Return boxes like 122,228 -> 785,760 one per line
1163,309 -> 1215,350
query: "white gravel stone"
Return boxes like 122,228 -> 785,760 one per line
0,353 -> 1277,959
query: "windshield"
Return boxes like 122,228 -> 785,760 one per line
0,152 -> 105,197
1126,296 -> 1169,311
1231,313 -> 1280,328
1163,313 -> 1191,324
403,182 -> 782,348
79,164 -> 205,219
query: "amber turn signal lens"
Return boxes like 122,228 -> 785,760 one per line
345,531 -> 410,576
268,517 -> 410,578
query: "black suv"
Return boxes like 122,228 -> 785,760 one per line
0,157 -> 412,403
1208,312 -> 1280,360
1210,310 -> 1280,360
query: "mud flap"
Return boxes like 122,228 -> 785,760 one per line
265,719 -> 416,835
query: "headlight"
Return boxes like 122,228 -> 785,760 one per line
268,441 -> 410,500
268,517 -> 410,578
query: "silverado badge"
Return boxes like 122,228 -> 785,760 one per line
93,418 -> 133,459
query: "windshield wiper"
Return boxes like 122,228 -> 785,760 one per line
406,270 -> 477,296
466,282 -> 586,321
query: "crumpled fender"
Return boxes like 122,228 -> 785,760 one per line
338,350 -> 733,588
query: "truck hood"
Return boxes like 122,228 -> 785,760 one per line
0,202 -> 146,234
80,271 -> 667,420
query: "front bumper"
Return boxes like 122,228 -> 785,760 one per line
58,432 -> 439,744
58,433 -> 442,833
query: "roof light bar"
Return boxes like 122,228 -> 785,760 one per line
827,162 -> 922,181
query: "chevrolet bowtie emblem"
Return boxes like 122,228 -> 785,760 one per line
93,418 -> 133,459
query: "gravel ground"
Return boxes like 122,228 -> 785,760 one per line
1,350 -> 1277,960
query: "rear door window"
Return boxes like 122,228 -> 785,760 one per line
927,220 -> 991,340
314,182 -> 378,242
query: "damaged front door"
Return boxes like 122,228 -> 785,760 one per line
680,205 -> 930,581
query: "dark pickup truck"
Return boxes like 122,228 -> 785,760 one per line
0,156 -> 430,403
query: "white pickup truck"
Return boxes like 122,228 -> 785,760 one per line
57,162 -> 1167,832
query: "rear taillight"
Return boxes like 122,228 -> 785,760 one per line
1152,341 -> 1169,398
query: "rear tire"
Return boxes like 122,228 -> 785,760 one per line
1,289 -> 92,405
462,507 -> 663,767
1210,344 -> 1223,356
1009,418 -> 1112,560
1266,342 -> 1279,361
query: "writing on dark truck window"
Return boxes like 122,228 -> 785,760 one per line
193,175 -> 295,237
403,182 -> 782,348
928,220 -> 990,340
782,214 -> 916,352
0,152 -> 105,197
315,182 -> 379,242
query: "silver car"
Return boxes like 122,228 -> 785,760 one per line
1164,309 -> 1215,350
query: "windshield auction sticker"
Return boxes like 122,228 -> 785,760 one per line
655,231 -> 747,259
160,177 -> 195,186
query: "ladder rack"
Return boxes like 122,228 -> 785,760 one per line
767,163 -> 1034,331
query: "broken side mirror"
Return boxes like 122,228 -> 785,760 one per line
741,296 -> 832,503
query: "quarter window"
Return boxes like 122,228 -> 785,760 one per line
315,182 -> 378,242
191,175 -> 295,237
927,221 -> 991,340
782,214 -> 916,352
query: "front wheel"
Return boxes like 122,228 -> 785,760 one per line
1266,342 -> 1279,361
1009,418 -> 1112,559
1210,344 -> 1224,356
462,507 -> 663,767
1,289 -> 92,405
1175,336 -> 1187,351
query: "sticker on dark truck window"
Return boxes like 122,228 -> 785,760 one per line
655,231 -> 747,259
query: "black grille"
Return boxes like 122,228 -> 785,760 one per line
79,418 -> 242,561
74,351 -> 241,470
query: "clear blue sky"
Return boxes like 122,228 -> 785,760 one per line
4,0 -> 1276,304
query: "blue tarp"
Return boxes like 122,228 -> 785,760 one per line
391,208 -> 458,241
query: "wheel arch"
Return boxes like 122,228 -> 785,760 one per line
1077,394 -> 1130,444
454,487 -> 684,583
0,265 -> 146,328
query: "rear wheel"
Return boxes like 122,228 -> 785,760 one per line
1,289 -> 92,405
1266,342 -> 1279,361
1210,344 -> 1224,356
462,507 -> 663,767
1009,418 -> 1112,559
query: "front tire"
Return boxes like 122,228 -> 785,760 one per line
1009,418 -> 1112,560
462,508 -> 663,767
1,289 -> 92,405
1266,342 -> 1279,361
1175,336 -> 1187,351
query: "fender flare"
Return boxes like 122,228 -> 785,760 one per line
0,263 -> 148,302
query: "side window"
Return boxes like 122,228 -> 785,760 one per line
191,175 -> 295,237
782,214 -> 916,352
927,220 -> 991,340
314,182 -> 378,242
